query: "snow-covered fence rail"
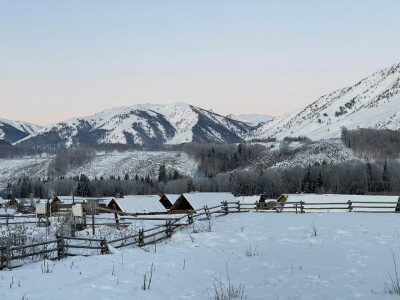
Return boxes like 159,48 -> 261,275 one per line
0,239 -> 59,270
253,200 -> 400,213
0,202 -> 230,270
0,214 -> 46,227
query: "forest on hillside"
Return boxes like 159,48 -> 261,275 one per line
1,128 -> 400,199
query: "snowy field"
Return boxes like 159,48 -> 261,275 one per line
1,212 -> 400,300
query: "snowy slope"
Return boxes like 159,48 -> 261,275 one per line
0,151 -> 198,189
244,139 -> 360,171
0,118 -> 42,143
227,114 -> 274,127
0,156 -> 51,188
17,103 -> 253,147
1,213 -> 399,299
63,151 -> 198,180
253,62 -> 400,140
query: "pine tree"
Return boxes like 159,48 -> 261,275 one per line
158,165 -> 167,183
382,160 -> 391,192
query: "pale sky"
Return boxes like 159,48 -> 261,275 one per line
0,0 -> 399,126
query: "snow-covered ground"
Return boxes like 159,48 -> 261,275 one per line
1,212 -> 399,300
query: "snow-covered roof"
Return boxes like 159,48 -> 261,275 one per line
235,196 -> 260,204
55,196 -> 87,204
15,198 -> 41,206
96,197 -> 114,206
0,197 -> 5,204
17,198 -> 41,202
83,197 -> 114,206
111,195 -> 167,214
181,193 -> 236,210
284,194 -> 400,213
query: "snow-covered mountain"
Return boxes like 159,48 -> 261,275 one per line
17,103 -> 253,147
227,114 -> 274,127
9,62 -> 400,147
253,62 -> 400,140
0,118 -> 42,144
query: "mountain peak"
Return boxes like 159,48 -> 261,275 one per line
0,118 -> 42,144
254,62 -> 400,140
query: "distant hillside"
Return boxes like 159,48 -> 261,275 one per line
17,103 -> 253,148
0,118 -> 42,144
253,63 -> 400,140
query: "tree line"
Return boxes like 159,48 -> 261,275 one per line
341,127 -> 400,160
3,159 -> 399,199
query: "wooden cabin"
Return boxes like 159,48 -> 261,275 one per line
170,192 -> 236,214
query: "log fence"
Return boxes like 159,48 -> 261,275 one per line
0,202 -> 223,270
1,197 -> 399,270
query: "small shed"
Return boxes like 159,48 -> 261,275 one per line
107,195 -> 167,215
170,192 -> 236,213
159,194 -> 181,209
51,196 -> 87,215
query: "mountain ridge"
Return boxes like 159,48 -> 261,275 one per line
16,103 -> 254,147
253,62 -> 400,140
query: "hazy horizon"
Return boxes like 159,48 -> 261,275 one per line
1,1 -> 399,126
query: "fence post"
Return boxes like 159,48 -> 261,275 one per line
300,201 -> 304,214
100,238 -> 108,254
256,201 -> 259,212
166,220 -> 172,237
396,197 -> 400,212
204,205 -> 210,220
113,204 -> 119,226
187,210 -> 194,224
6,214 -> 9,227
56,235 -> 65,260
138,229 -> 145,247
237,201 -> 241,212
223,201 -> 229,215
347,200 -> 353,212
91,201 -> 95,236
5,238 -> 11,269
0,246 -> 5,270
295,203 -> 298,214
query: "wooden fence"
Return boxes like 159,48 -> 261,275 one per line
0,203 -> 225,270
1,198 -> 399,270
223,200 -> 400,213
